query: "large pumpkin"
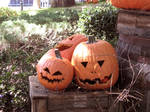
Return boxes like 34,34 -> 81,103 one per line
37,49 -> 74,91
71,36 -> 119,90
110,0 -> 150,10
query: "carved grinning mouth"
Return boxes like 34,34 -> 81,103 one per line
79,73 -> 112,85
53,71 -> 62,76
41,73 -> 64,83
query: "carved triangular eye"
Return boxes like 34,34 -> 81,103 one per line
98,60 -> 104,67
44,67 -> 50,74
81,62 -> 88,68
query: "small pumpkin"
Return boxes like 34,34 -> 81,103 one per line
56,34 -> 88,61
37,49 -> 74,91
71,36 -> 119,90
39,34 -> 87,62
110,0 -> 150,10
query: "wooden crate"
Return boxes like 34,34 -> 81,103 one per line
29,76 -> 127,112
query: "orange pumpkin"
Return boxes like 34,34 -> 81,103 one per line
37,49 -> 73,91
87,0 -> 91,3
56,34 -> 87,61
40,34 -> 87,62
71,36 -> 119,90
110,0 -> 150,10
92,0 -> 98,3
87,0 -> 98,3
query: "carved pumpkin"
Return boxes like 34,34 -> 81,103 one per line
39,34 -> 87,62
71,36 -> 119,90
110,0 -> 150,10
37,49 -> 73,91
56,34 -> 88,61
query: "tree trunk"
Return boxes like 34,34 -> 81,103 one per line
51,0 -> 75,8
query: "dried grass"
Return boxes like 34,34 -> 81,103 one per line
107,54 -> 145,112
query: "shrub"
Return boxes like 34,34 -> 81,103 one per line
0,35 -> 52,112
18,8 -> 79,36
0,7 -> 18,24
19,8 -> 79,25
19,11 -> 31,22
0,19 -> 49,43
77,3 -> 119,40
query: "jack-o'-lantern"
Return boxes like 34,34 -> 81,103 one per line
56,34 -> 88,61
37,49 -> 74,91
38,34 -> 87,62
110,0 -> 150,10
71,36 -> 119,90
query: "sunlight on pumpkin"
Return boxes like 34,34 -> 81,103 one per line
75,43 -> 90,58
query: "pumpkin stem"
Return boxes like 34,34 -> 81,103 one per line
55,49 -> 62,59
87,36 -> 96,44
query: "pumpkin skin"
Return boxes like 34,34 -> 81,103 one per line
37,49 -> 74,91
71,37 -> 119,90
92,0 -> 98,3
87,0 -> 98,3
110,0 -> 150,10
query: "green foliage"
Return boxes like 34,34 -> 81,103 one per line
0,19 -> 49,43
77,3 -> 119,40
0,8 -> 79,44
19,8 -> 79,25
0,7 -> 18,24
0,65 -> 31,112
18,11 -> 31,21
0,49 -> 34,112
0,35 -> 51,112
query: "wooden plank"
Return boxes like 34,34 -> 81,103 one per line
31,99 -> 48,112
30,76 -> 144,112
146,90 -> 150,112
117,9 -> 150,37
48,98 -> 108,111
29,76 -> 118,112
29,76 -> 48,99
47,90 -> 114,111
119,9 -> 150,16
50,108 -> 100,112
